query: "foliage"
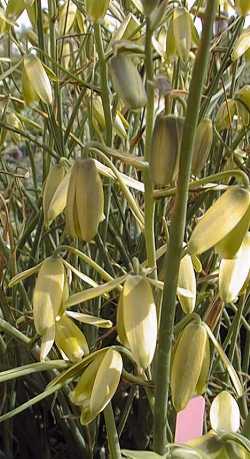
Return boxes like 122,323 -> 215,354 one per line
0,0 -> 249,458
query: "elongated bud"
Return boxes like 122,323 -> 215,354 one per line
23,55 -> 52,105
112,13 -> 141,42
177,254 -> 196,314
58,1 -> 77,35
141,0 -> 159,16
195,334 -> 210,394
232,29 -> 250,61
55,314 -> 89,362
25,29 -> 39,47
6,113 -> 22,144
117,275 -> 157,369
235,85 -> 250,127
43,161 -> 66,227
109,54 -> 147,110
85,0 -> 110,22
171,320 -> 208,411
65,159 -> 104,242
150,114 -> 184,186
6,0 -> 25,21
219,232 -> 250,303
47,169 -> 71,224
235,85 -> 250,111
173,7 -> 192,61
235,0 -> 250,16
166,17 -> 176,60
33,256 -> 65,336
188,187 -> 250,258
210,391 -> 240,434
192,119 -> 213,176
70,349 -> 122,425
215,99 -> 236,131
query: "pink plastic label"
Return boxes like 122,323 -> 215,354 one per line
175,396 -> 205,444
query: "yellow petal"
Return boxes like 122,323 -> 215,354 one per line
210,391 -> 240,434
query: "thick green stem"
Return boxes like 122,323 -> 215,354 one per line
104,402 -> 121,459
144,19 -> 156,269
94,23 -> 113,147
153,1 -> 217,454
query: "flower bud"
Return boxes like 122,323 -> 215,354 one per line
33,256 -> 65,337
150,114 -> 184,186
55,314 -> 89,361
195,334 -> 210,395
85,0 -> 110,23
65,159 -> 104,241
43,160 -> 66,227
215,99 -> 236,131
192,119 -> 213,176
109,54 -> 147,110
70,349 -> 122,424
23,54 -> 52,105
6,113 -> 22,144
219,232 -> 250,303
235,85 -> 250,126
47,169 -> 71,225
58,1 -> 77,35
210,391 -> 240,434
117,275 -> 157,369
188,187 -> 250,259
6,0 -> 25,21
235,0 -> 250,16
173,7 -> 192,61
177,254 -> 196,314
141,0 -> 159,16
232,29 -> 250,61
171,320 -> 208,411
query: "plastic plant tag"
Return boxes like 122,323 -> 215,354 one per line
175,396 -> 205,444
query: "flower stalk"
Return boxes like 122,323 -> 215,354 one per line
153,1 -> 217,454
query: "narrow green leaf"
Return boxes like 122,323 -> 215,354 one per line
204,324 -> 243,397
66,311 -> 112,328
65,275 -> 127,308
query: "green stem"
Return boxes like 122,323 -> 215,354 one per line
154,169 -> 250,199
153,2 -> 217,454
0,318 -> 31,345
94,23 -> 113,147
103,403 -> 121,459
144,18 -> 156,269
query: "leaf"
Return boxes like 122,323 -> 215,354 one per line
62,259 -> 98,288
0,361 -> 69,384
0,58 -> 23,83
66,311 -> 112,328
204,324 -> 243,397
65,274 -> 127,308
8,261 -> 43,287
148,278 -> 194,298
